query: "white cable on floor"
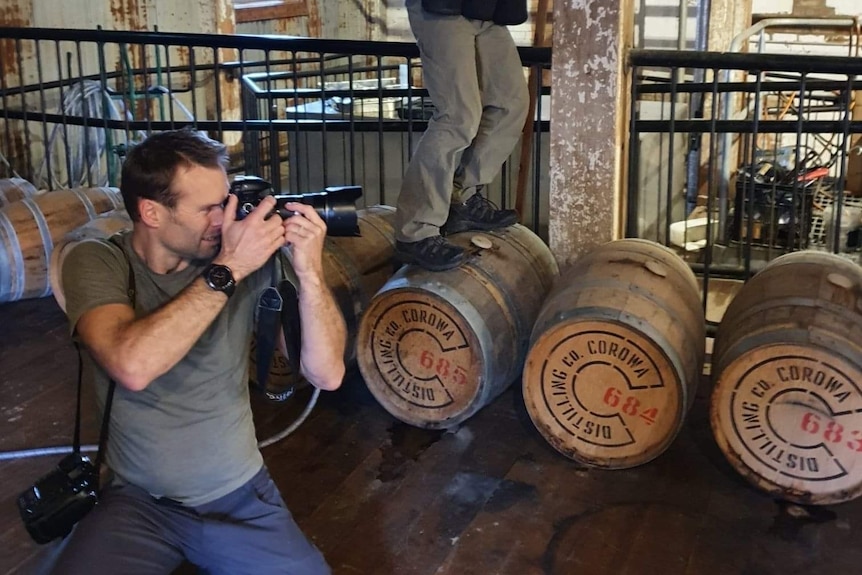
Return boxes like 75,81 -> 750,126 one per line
258,388 -> 320,449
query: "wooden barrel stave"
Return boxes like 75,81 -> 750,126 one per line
357,224 -> 559,429
531,241 -> 705,399
543,276 -> 704,391
713,251 -> 862,367
0,178 -> 39,207
523,239 -> 705,469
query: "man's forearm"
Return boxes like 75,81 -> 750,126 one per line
86,277 -> 229,391
296,277 -> 347,390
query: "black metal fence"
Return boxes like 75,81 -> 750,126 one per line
0,27 -> 551,232
628,49 -> 862,286
10,28 -> 860,286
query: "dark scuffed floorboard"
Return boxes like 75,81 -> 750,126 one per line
310,394 -> 532,575
2,297 -> 862,575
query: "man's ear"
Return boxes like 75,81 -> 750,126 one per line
138,198 -> 163,228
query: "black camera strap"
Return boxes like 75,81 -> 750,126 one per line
72,342 -> 85,454
255,253 -> 301,400
71,343 -> 116,477
93,379 -> 117,474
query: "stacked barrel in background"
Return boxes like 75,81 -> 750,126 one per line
522,239 -> 706,468
357,225 -> 559,429
710,251 -> 862,505
0,178 -> 39,207
0,181 -> 124,303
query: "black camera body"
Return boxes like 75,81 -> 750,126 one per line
230,175 -> 362,237
17,452 -> 99,544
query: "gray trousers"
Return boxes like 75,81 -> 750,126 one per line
47,466 -> 330,575
395,0 -> 529,242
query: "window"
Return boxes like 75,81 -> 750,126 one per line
235,0 -> 309,24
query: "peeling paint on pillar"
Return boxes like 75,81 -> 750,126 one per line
549,0 -> 632,266
215,0 -> 235,34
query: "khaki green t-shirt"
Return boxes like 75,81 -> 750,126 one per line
62,231 -> 272,506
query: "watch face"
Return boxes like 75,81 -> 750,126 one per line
209,265 -> 231,288
205,264 -> 235,296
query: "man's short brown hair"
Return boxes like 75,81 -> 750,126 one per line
120,127 -> 228,221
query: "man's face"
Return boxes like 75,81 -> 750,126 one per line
160,164 -> 229,262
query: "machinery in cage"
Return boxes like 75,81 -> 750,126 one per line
726,159 -> 862,264
727,161 -> 827,251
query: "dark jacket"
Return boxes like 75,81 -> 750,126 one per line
421,0 -> 528,26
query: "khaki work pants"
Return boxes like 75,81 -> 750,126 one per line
395,0 -> 529,243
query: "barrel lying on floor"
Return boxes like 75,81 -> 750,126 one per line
711,250 -> 862,505
522,239 -> 706,469
357,225 -> 559,429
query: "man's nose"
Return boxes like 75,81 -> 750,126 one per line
211,206 -> 225,227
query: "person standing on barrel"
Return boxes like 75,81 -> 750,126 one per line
52,127 -> 346,574
394,0 -> 530,271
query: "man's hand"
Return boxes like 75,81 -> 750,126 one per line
217,194 -> 286,281
281,202 -> 327,281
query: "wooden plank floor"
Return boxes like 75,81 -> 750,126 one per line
2,296 -> 862,575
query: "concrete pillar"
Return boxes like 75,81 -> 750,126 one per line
548,0 -> 634,266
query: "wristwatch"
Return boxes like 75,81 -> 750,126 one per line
202,263 -> 236,298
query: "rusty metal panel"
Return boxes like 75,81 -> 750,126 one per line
307,0 -> 322,38
0,0 -> 30,80
109,0 -> 146,30
335,0 -> 376,40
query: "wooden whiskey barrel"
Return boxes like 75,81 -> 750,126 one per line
0,187 -> 122,303
49,210 -> 133,312
711,250 -> 862,504
357,225 -> 559,429
522,239 -> 705,469
248,205 -> 398,394
0,178 -> 39,207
